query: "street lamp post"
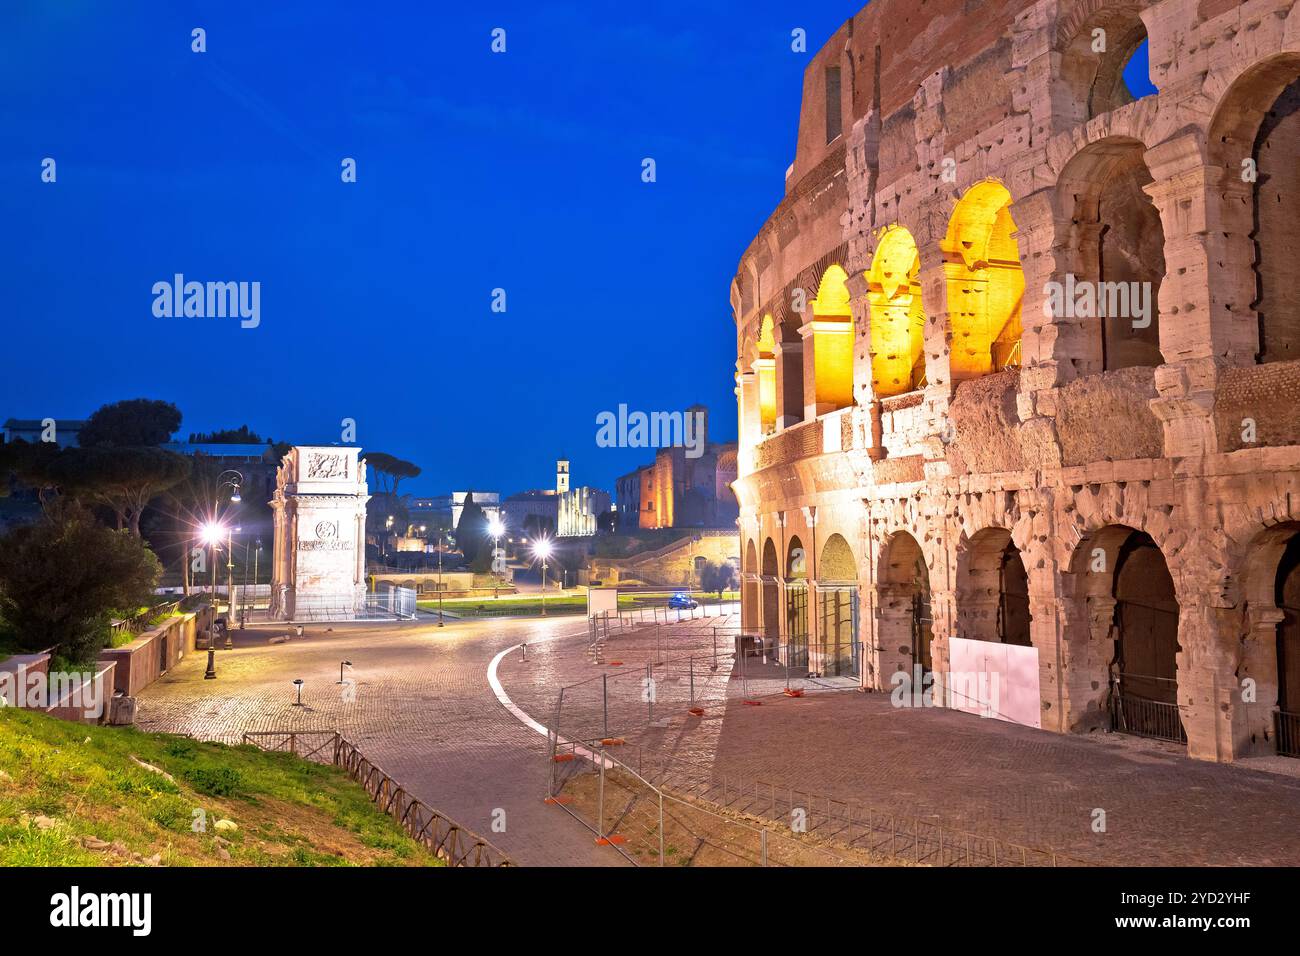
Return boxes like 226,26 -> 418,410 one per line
534,538 -> 553,618
438,531 -> 445,628
215,470 -> 244,624
487,515 -> 505,600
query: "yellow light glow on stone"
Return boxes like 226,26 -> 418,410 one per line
941,180 -> 1025,380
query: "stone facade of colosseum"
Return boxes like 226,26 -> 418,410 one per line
731,0 -> 1300,762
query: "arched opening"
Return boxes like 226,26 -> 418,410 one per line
1056,138 -> 1165,372
808,265 -> 855,415
1102,530 -> 1185,738
753,316 -> 777,434
1058,4 -> 1154,125
784,534 -> 809,670
1240,522 -> 1300,757
879,532 -> 932,679
867,225 -> 926,397
815,533 -> 859,678
1209,55 -> 1300,365
1122,39 -> 1158,101
743,538 -> 760,631
1253,77 -> 1300,363
942,181 -> 1025,381
1274,535 -> 1300,755
957,528 -> 1032,646
760,537 -> 780,653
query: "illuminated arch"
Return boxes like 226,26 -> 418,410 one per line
817,533 -> 859,678
808,264 -> 854,414
753,315 -> 777,433
867,225 -> 926,396
942,181 -> 1025,381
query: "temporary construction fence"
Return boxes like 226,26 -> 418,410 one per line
541,615 -> 1089,867
545,737 -> 880,867
242,730 -> 512,867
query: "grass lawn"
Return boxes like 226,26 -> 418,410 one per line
0,708 -> 440,867
416,590 -> 739,617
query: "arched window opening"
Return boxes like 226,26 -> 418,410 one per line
942,181 -> 1025,381
957,528 -> 1032,647
808,265 -> 855,415
867,225 -> 926,397
754,315 -> 777,434
1109,531 -> 1184,742
1059,10 -> 1155,124
1122,39 -> 1157,101
1273,534 -> 1300,756
1253,77 -> 1300,364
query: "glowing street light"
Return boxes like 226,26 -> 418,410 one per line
533,537 -> 554,617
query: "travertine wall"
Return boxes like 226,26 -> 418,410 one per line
731,0 -> 1300,761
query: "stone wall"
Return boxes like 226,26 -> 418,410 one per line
731,0 -> 1300,763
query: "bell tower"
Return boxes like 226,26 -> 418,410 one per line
556,457 -> 570,494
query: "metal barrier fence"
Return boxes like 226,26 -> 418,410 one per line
541,615 -> 1087,867
1109,677 -> 1187,744
1276,710 -> 1300,758
242,731 -> 512,867
545,737 -> 874,867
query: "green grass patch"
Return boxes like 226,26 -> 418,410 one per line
0,708 -> 440,867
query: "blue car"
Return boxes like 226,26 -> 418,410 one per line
668,592 -> 699,610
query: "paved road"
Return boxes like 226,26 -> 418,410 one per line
136,615 -> 624,866
139,609 -> 1300,867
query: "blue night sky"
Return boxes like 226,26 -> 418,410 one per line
0,2 -> 1155,499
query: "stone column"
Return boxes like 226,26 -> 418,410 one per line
1240,606 -> 1283,756
928,585 -> 958,707
1143,133 -> 1225,458
774,337 -> 804,431
799,320 -> 818,421
736,368 -> 760,468
1055,574 -> 1116,735
846,271 -> 877,407
1177,599 -> 1246,761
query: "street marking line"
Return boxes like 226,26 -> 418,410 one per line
487,628 -> 613,769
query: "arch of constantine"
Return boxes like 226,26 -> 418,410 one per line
731,0 -> 1300,762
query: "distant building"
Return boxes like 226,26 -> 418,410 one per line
557,486 -> 612,537
501,489 -> 558,538
614,406 -> 739,530
408,492 -> 499,530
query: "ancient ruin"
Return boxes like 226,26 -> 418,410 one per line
269,446 -> 370,621
731,0 -> 1300,761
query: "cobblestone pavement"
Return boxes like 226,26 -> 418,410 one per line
135,615 -> 625,867
140,610 -> 1300,867
497,616 -> 1300,866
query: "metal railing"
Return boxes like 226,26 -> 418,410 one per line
1276,710 -> 1300,758
109,599 -> 183,640
1109,676 -> 1186,744
242,731 -> 512,867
